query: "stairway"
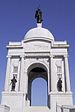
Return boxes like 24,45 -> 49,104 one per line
25,106 -> 51,112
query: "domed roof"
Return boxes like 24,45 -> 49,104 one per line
24,23 -> 54,41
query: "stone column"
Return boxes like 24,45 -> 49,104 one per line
24,71 -> 29,106
20,55 -> 25,91
47,57 -> 51,93
47,58 -> 51,108
50,55 -> 54,92
5,55 -> 11,91
24,72 -> 28,93
64,55 -> 71,92
48,66 -> 50,93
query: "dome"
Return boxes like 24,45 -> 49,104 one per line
24,23 -> 54,41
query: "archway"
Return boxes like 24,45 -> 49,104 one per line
27,63 -> 48,106
31,77 -> 47,106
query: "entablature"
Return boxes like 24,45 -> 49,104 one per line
52,41 -> 69,48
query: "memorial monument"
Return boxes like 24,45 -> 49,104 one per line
0,9 -> 75,112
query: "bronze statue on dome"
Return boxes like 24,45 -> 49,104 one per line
35,8 -> 43,23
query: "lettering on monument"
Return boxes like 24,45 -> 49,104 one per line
34,44 -> 49,49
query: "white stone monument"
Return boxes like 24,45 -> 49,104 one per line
0,9 -> 74,112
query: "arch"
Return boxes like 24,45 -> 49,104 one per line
27,63 -> 48,106
31,77 -> 48,106
27,62 -> 48,75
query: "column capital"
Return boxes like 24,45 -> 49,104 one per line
50,54 -> 54,58
6,55 -> 11,58
64,54 -> 69,58
20,55 -> 25,58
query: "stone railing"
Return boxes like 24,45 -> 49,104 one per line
56,104 -> 75,112
0,105 -> 10,112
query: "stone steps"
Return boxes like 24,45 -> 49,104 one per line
25,106 -> 51,112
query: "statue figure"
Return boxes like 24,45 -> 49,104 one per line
57,78 -> 62,91
10,76 -> 17,91
35,8 -> 43,23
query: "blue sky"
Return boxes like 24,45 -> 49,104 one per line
31,78 -> 47,106
0,0 -> 75,104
